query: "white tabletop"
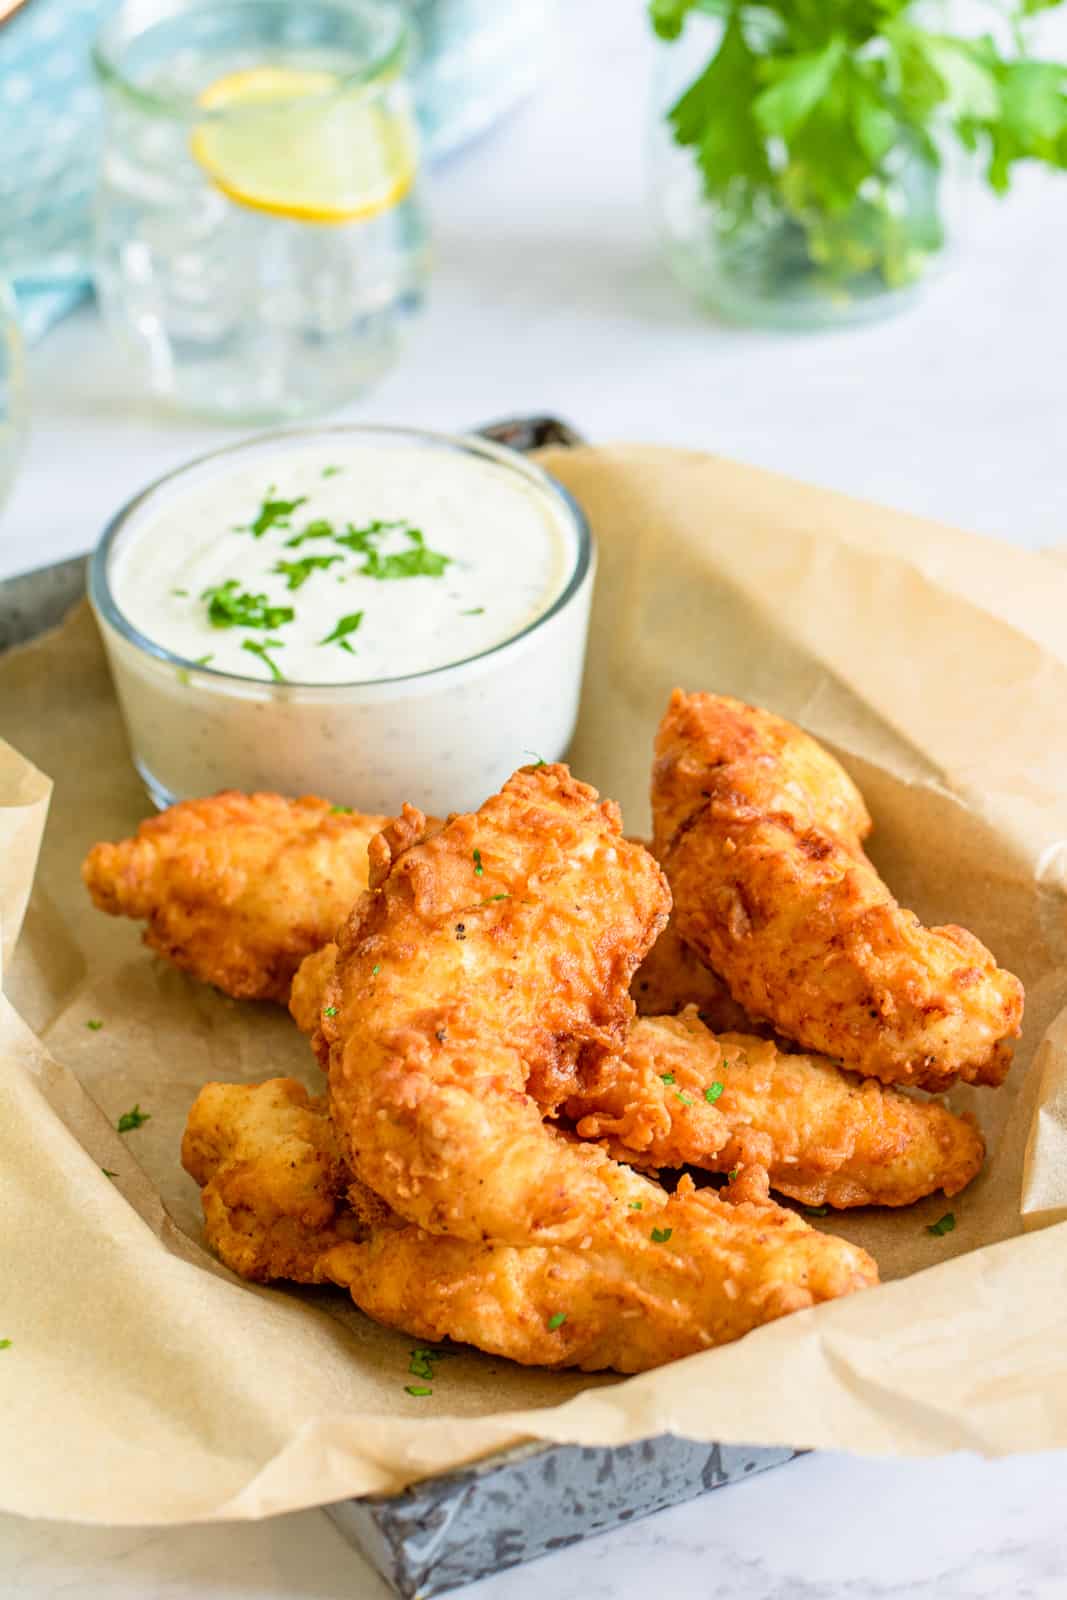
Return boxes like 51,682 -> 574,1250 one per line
3,0 -> 1066,1594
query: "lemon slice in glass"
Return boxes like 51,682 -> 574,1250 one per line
190,66 -> 417,224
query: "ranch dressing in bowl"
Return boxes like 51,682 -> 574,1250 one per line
90,425 -> 594,816
110,443 -> 575,686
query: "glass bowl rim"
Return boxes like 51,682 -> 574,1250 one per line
88,422 -> 595,693
91,0 -> 411,123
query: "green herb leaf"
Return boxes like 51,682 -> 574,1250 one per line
241,638 -> 286,682
333,518 -> 407,555
285,518 -> 337,549
323,1005 -> 338,1018
461,607 -> 485,616
202,580 -> 294,632
359,542 -> 452,581
0,1339 -> 11,1351
705,1081 -> 724,1103
320,611 -> 364,648
803,1204 -> 830,1217
547,1312 -> 567,1331
242,493 -> 308,539
273,554 -> 342,591
727,1167 -> 739,1183
322,465 -> 343,477
405,1385 -> 432,1397
629,1200 -> 643,1210
86,1018 -> 103,1032
659,1073 -> 675,1085
372,963 -> 381,976
927,1211 -> 956,1237
117,1104 -> 150,1134
755,38 -> 847,140
331,805 -> 353,814
473,849 -> 484,877
651,1226 -> 673,1244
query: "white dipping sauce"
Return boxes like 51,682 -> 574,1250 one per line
111,444 -> 575,685
91,428 -> 594,818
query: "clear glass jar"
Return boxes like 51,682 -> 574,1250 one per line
649,12 -> 954,331
0,279 -> 25,519
93,0 -> 430,421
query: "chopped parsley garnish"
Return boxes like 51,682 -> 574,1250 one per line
547,1312 -> 567,1331
194,654 -> 214,667
333,518 -> 407,555
102,1168 -> 118,1179
242,493 -> 308,539
405,1385 -> 432,1397
659,1073 -> 675,1085
473,849 -> 484,877
202,580 -> 294,632
86,1018 -> 103,1032
650,1227 -> 673,1244
927,1212 -> 956,1237
476,893 -> 509,906
241,638 -> 286,682
273,554 -> 342,591
0,1340 -> 11,1351
330,805 -> 353,814
462,607 -> 485,616
803,1204 -> 830,1217
629,1201 -> 643,1210
675,1090 -> 693,1106
117,1104 -> 150,1133
407,1347 -> 453,1387
285,518 -> 337,549
323,1005 -> 338,1018
359,535 -> 452,581
322,465 -> 342,478
705,1082 -> 724,1104
524,752 -> 546,767
320,611 -> 364,650
728,1167 -> 740,1182
372,964 -> 381,976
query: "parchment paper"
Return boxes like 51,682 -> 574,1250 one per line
2,444 -> 1067,1526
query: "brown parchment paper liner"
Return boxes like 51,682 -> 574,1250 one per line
2,444 -> 1067,1527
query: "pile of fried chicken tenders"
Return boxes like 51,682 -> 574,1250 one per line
83,692 -> 1025,1374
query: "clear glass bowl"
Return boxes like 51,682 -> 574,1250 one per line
89,423 -> 596,816
92,0 -> 430,422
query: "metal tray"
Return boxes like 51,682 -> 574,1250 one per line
0,415 -> 794,1598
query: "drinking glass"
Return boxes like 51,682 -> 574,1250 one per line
93,0 -> 429,421
0,279 -> 25,517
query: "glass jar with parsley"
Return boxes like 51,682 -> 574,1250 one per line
649,0 -> 1067,329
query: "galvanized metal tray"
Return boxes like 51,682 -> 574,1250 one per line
0,415 -> 794,1598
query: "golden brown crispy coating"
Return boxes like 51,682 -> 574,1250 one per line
631,918 -> 760,1034
566,1009 -> 986,1209
314,763 -> 876,1361
83,792 -> 388,1003
292,938 -> 981,1209
184,1076 -> 878,1372
652,692 -> 1024,1091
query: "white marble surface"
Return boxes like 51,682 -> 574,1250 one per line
3,0 -> 1067,1594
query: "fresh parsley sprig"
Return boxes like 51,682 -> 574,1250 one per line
653,0 -> 1067,289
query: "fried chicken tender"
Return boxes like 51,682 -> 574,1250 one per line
566,1009 -> 986,1208
82,792 -> 388,1003
183,1076 -> 877,1372
293,944 -> 981,1209
631,918 -> 760,1034
652,692 -> 1024,1091
313,763 -> 876,1363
